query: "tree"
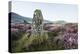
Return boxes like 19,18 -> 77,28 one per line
24,20 -> 28,24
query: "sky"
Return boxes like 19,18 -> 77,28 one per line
11,1 -> 78,23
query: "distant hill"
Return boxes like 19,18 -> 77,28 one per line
9,12 -> 52,24
53,20 -> 67,24
9,12 -> 32,23
9,12 -> 67,24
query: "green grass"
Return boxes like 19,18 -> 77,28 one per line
11,32 -> 64,52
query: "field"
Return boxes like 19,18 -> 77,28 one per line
10,22 -> 78,53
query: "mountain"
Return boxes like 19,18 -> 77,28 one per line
9,12 -> 66,24
9,12 -> 32,24
53,20 -> 67,24
9,12 -> 52,24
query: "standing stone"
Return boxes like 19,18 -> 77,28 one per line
32,9 -> 44,36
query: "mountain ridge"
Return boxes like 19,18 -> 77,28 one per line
9,12 -> 67,24
9,12 -> 53,24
